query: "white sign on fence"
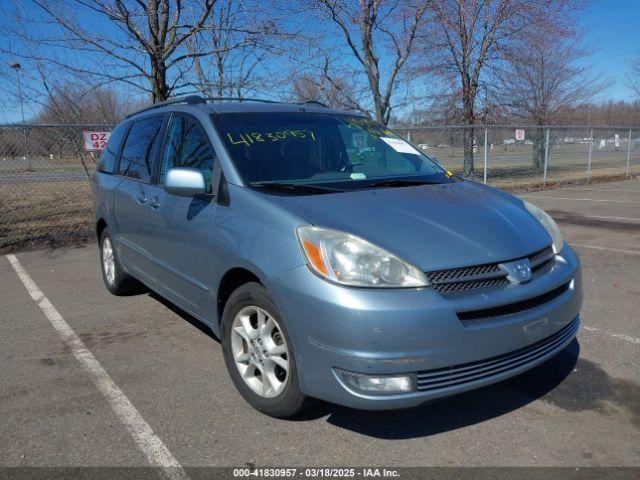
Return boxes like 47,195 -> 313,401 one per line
83,131 -> 110,151
515,129 -> 525,141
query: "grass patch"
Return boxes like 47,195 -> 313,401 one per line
0,180 -> 94,252
0,154 -> 96,175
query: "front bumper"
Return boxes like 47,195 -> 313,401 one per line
267,245 -> 582,410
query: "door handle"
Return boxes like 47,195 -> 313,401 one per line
149,197 -> 160,209
136,192 -> 147,204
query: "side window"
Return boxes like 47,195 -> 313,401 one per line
118,117 -> 164,181
160,116 -> 216,192
97,122 -> 128,173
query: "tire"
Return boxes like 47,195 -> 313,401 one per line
99,228 -> 141,296
221,282 -> 313,418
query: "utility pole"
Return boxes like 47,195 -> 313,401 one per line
11,63 -> 31,171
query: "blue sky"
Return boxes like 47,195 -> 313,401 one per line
578,0 -> 640,101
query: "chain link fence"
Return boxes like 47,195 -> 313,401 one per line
1,124 -> 639,251
396,126 -> 640,188
0,124 -> 111,250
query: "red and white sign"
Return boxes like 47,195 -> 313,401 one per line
515,129 -> 525,141
83,131 -> 110,151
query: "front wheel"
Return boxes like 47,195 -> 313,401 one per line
221,282 -> 313,418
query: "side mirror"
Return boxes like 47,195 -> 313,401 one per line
165,167 -> 207,196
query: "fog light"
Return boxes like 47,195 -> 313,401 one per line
336,369 -> 414,394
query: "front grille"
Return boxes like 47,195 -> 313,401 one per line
426,246 -> 555,295
529,246 -> 554,267
426,263 -> 502,283
457,282 -> 570,321
415,316 -> 579,392
434,277 -> 508,294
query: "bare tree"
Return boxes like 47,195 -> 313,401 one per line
426,0 -> 577,175
289,55 -> 369,112
0,7 -> 143,124
33,83 -> 135,174
496,32 -> 610,170
628,54 -> 640,98
310,0 -> 429,124
565,100 -> 640,126
290,73 -> 353,110
35,84 -> 134,125
188,0 -> 287,99
21,0 -> 215,102
0,3 -> 141,173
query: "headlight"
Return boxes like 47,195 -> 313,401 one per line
523,201 -> 564,253
296,226 -> 429,288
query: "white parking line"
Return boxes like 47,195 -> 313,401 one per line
571,243 -> 640,255
583,326 -> 640,345
520,195 -> 640,204
578,215 -> 640,222
558,187 -> 640,194
6,254 -> 188,480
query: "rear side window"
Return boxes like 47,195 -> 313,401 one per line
97,122 -> 127,173
160,116 -> 216,192
118,117 -> 164,181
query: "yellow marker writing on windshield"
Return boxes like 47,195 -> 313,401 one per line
226,130 -> 315,147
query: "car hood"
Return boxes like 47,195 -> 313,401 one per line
267,180 -> 552,271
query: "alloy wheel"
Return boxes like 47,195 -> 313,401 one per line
102,237 -> 116,285
231,305 -> 289,398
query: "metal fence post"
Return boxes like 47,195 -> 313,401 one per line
587,129 -> 593,181
626,128 -> 632,178
543,128 -> 550,186
483,127 -> 488,184
407,129 -> 411,143
21,126 -> 31,171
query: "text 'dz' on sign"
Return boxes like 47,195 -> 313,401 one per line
515,129 -> 525,141
83,131 -> 111,151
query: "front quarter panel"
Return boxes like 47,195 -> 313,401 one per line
209,184 -> 308,330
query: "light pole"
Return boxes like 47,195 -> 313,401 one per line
10,63 -> 31,170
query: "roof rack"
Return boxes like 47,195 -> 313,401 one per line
126,95 -> 206,118
207,97 -> 284,104
300,100 -> 329,108
126,95 -> 329,118
207,97 -> 329,108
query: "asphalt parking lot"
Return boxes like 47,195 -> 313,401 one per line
1,179 -> 639,469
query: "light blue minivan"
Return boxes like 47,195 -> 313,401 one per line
92,96 -> 582,418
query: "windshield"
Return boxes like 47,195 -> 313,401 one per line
211,112 -> 450,191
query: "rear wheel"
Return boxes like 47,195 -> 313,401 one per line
221,282 -> 313,418
99,228 -> 141,295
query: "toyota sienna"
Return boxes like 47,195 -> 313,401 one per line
92,96 -> 582,418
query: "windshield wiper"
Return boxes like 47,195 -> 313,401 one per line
252,182 -> 343,194
360,179 -> 441,189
